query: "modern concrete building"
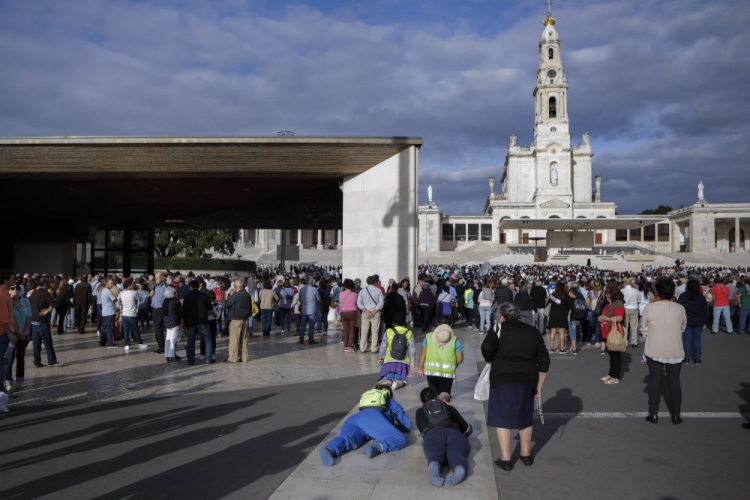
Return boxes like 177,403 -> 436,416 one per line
0,136 -> 421,282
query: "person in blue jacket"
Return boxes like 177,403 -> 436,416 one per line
319,383 -> 413,466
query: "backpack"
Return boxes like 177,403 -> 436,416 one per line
359,388 -> 390,412
573,298 -> 588,320
424,399 -> 455,429
389,328 -> 409,361
319,287 -> 331,307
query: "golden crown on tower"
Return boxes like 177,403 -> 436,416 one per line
543,13 -> 556,26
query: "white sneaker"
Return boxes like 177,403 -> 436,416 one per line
124,345 -> 130,351
138,344 -> 149,349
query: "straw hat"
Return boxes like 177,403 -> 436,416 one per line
432,324 -> 454,348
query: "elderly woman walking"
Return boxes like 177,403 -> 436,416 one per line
482,302 -> 549,470
163,287 -> 183,363
641,277 -> 687,424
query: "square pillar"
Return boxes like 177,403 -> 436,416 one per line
342,146 -> 418,285
337,229 -> 342,248
297,229 -> 303,248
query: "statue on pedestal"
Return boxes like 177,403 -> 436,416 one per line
428,184 -> 433,204
509,134 -> 517,147
698,181 -> 704,201
595,175 -> 601,201
489,176 -> 495,194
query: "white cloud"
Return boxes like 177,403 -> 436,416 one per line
0,0 -> 747,216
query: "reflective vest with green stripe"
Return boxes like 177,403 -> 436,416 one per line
384,326 -> 413,365
423,333 -> 457,379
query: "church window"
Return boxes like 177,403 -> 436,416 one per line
548,48 -> 554,59
549,97 -> 557,118
550,127 -> 557,132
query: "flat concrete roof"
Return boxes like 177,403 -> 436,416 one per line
0,136 -> 422,230
0,136 -> 422,177
499,218 -> 666,230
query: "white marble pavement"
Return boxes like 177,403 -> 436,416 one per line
269,328 -> 499,500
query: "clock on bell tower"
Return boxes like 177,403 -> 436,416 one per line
533,8 -> 570,149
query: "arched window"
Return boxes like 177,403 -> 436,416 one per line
548,48 -> 554,59
549,96 -> 557,118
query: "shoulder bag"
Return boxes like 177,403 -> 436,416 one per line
474,323 -> 501,401
605,311 -> 626,352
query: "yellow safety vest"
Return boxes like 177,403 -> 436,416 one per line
423,333 -> 457,379
383,326 -> 412,365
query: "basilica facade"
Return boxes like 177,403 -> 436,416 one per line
417,12 -> 749,255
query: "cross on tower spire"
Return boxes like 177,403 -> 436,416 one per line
546,0 -> 553,15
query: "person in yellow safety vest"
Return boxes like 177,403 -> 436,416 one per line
418,316 -> 464,395
378,312 -> 415,390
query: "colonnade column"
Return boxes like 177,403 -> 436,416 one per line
736,217 -> 741,252
337,230 -> 342,248
317,229 -> 323,250
297,229 -> 303,248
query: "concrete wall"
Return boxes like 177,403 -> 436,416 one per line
13,241 -> 74,276
342,146 -> 417,285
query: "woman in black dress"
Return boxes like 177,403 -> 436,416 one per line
481,302 -> 550,471
383,284 -> 407,330
547,283 -> 573,353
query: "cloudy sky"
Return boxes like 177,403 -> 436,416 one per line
1,0 -> 748,215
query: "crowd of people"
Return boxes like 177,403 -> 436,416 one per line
2,261 -> 749,476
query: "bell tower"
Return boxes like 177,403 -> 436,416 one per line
533,3 -> 570,149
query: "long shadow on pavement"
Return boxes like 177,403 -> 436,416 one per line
526,388 -> 583,457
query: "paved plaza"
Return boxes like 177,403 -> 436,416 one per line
1,320 -> 749,500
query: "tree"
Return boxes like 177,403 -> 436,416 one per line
154,229 -> 239,258
639,204 -> 673,215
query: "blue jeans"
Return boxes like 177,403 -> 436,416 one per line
479,306 -> 491,331
279,308 -> 292,331
261,309 -> 273,336
683,325 -> 702,360
32,322 -> 57,366
121,316 -> 143,346
299,313 -> 316,341
740,308 -> 750,333
568,320 -> 580,341
316,309 -> 328,334
712,306 -> 733,333
100,315 -> 115,346
0,334 -> 10,391
187,324 -> 212,364
587,310 -> 601,343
